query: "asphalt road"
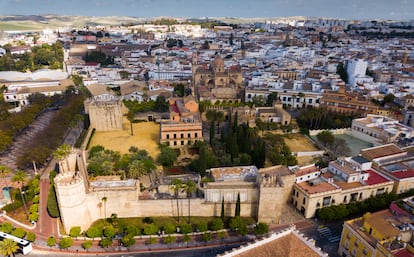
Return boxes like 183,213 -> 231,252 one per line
30,242 -> 244,257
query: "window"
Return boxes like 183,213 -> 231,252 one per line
166,134 -> 170,139
343,196 -> 347,203
181,134 -> 184,138
174,141 -> 177,146
174,134 -> 177,139
195,133 -> 198,138
376,188 -> 385,195
308,99 -> 313,103
350,193 -> 358,202
302,198 -> 306,205
323,196 -> 331,206
181,141 -> 184,145
188,133 -> 191,138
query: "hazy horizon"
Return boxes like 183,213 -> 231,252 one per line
1,0 -> 413,21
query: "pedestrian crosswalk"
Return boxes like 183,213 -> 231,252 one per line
317,226 -> 341,243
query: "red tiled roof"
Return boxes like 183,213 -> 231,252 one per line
365,169 -> 390,185
394,248 -> 414,257
170,103 -> 179,114
391,169 -> 414,179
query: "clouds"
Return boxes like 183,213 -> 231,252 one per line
0,0 -> 413,20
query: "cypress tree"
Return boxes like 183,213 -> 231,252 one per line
221,197 -> 225,221
235,193 -> 241,217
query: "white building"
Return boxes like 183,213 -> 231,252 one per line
351,114 -> 414,146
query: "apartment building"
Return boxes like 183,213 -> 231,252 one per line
291,159 -> 394,219
339,208 -> 414,257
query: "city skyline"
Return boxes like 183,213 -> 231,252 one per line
1,0 -> 413,20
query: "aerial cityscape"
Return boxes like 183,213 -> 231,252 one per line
0,1 -> 413,257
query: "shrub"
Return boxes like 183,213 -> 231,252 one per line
180,224 -> 193,234
196,222 -> 208,232
209,218 -> 224,231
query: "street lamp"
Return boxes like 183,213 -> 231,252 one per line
21,190 -> 29,220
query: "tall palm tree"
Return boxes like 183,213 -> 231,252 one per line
0,165 -> 11,193
53,144 -> 72,172
170,179 -> 183,223
126,111 -> 135,136
0,238 -> 19,257
12,170 -> 28,220
141,159 -> 156,184
184,180 -> 197,224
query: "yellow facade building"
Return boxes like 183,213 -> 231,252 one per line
339,209 -> 414,257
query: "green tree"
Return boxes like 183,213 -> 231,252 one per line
336,62 -> 348,83
184,180 -> 197,224
235,193 -> 241,217
86,226 -> 102,239
12,170 -> 28,220
157,145 -> 177,167
53,144 -> 71,171
0,223 -> 13,233
317,130 -> 335,147
196,222 -> 208,232
69,226 -> 81,238
143,223 -> 158,235
82,240 -> 93,251
26,232 -> 36,242
0,238 -> 19,257
47,236 -> 56,247
163,223 -> 176,234
170,178 -> 183,223
10,228 -> 26,238
121,234 -> 135,248
254,223 -> 269,235
59,237 -> 73,250
180,224 -> 193,234
126,111 -> 135,136
183,234 -> 191,247
164,235 -> 176,247
209,218 -> 224,231
146,237 -> 157,250
103,224 -> 116,238
99,237 -> 113,248
202,232 -> 212,243
47,184 -> 60,218
217,231 -> 226,242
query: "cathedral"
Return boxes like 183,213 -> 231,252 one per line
192,53 -> 243,101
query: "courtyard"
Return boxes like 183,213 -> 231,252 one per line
88,117 -> 161,159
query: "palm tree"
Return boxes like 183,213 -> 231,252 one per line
12,170 -> 28,220
184,180 -> 197,224
0,238 -> 19,257
53,144 -> 72,172
141,159 -> 156,184
170,179 -> 183,223
126,111 -> 135,136
127,160 -> 147,179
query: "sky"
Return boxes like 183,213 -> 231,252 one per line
1,0 -> 413,20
